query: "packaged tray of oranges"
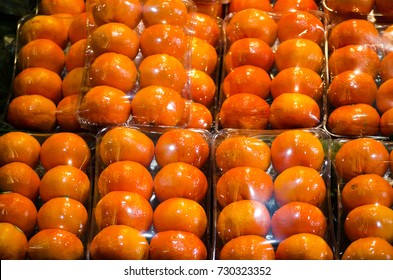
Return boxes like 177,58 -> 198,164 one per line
211,128 -> 337,260
0,130 -> 96,260
215,8 -> 329,131
330,137 -> 393,259
77,0 -> 223,132
87,125 -> 213,260
324,17 -> 393,138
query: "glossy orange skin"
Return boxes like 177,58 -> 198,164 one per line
271,201 -> 327,241
149,230 -> 207,260
61,67 -> 84,97
0,222 -> 28,260
327,103 -> 380,137
65,38 -> 86,72
270,130 -> 325,174
99,126 -> 155,167
216,166 -> 274,208
190,36 -> 218,76
153,197 -> 207,238
68,12 -> 87,44
185,102 -> 213,130
188,69 -> 216,107
27,229 -> 84,260
154,162 -> 208,202
98,160 -> 153,200
0,192 -> 37,236
275,233 -> 333,260
56,95 -> 83,131
40,132 -> 91,171
376,79 -> 393,114
380,107 -> 393,136
39,0 -> 85,15
89,225 -> 149,260
0,162 -> 40,201
342,237 -> 393,260
334,138 -> 389,182
215,136 -> 271,173
154,129 -> 210,169
142,0 -> 188,27
219,235 -> 275,260
379,52 -> 393,83
273,0 -> 319,12
344,204 -> 393,243
228,0 -> 273,13
95,191 -> 153,232
188,12 -> 220,47
37,197 -> 88,237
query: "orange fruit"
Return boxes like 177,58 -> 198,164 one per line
188,69 -> 216,107
342,237 -> 393,260
271,201 -> 327,241
0,192 -> 37,236
379,52 -> 393,83
27,228 -> 84,260
37,197 -> 88,237
195,2 -> 223,17
88,52 -> 138,93
142,0 -> 189,27
328,45 -> 381,78
130,85 -> 187,127
149,230 -> 207,260
344,204 -> 393,243
64,38 -> 87,72
95,191 -> 153,232
153,162 -> 208,202
153,197 -> 207,238
19,15 -> 69,49
273,166 -> 326,208
0,131 -> 40,168
269,92 -> 321,129
40,132 -> 91,171
39,165 -> 90,204
39,0 -> 85,15
61,67 -> 84,97
17,39 -> 65,74
275,233 -> 333,260
187,12 -> 220,47
327,103 -> 380,137
228,0 -> 273,13
97,161 -> 153,200
12,67 -> 62,104
217,199 -> 271,243
89,224 -> 149,260
375,0 -> 393,14
376,78 -> 393,114
98,126 -> 155,167
154,128 -> 210,168
68,12 -> 87,44
381,25 -> 393,53
215,136 -> 271,173
56,94 -> 84,132
0,162 -> 40,201
138,53 -> 187,93
6,95 -> 57,132
276,11 -> 325,45
219,235 -> 275,260
274,38 -> 324,73
0,222 -> 28,260
219,93 -> 270,130
185,102 -> 213,130
216,166 -> 274,208
328,19 -> 380,52
78,85 -> 132,126
270,130 -> 325,174
222,65 -> 271,99
225,8 -> 277,46
139,23 -> 188,62
224,38 -> 275,73
273,0 -> 319,12
341,174 -> 393,212
91,0 -> 142,29
328,70 -> 377,108
270,66 -> 323,101
380,107 -> 393,136
190,36 -> 218,76
334,138 -> 389,182
90,22 -> 139,59
324,0 -> 375,15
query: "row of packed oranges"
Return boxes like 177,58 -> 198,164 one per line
0,0 -> 393,260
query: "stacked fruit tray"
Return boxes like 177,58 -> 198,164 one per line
1,0 -> 393,261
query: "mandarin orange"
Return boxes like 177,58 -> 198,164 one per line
0,222 -> 28,260
228,0 -> 273,13
342,237 -> 393,260
142,0 -> 189,27
219,235 -> 275,260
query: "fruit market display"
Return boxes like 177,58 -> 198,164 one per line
1,0 -> 393,261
